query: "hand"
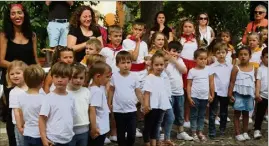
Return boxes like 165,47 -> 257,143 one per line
188,98 -> 195,107
143,105 -> 150,115
208,95 -> 214,103
135,35 -> 141,42
255,95 -> 263,103
42,138 -> 54,146
229,96 -> 235,103
18,127 -> 24,135
90,128 -> 100,139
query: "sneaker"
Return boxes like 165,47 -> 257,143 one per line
249,118 -> 253,124
109,136 -> 117,142
159,133 -> 164,140
136,128 -> 143,138
204,119 -> 209,124
183,122 -> 190,128
215,119 -> 220,125
192,133 -> 200,142
243,133 -> 251,140
227,117 -> 231,122
177,132 -> 193,141
104,138 -> 111,144
235,134 -> 245,141
254,130 -> 262,139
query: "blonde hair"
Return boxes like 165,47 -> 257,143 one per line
24,64 -> 45,88
86,54 -> 105,67
108,25 -> 122,35
6,60 -> 28,88
86,38 -> 102,52
247,32 -> 261,47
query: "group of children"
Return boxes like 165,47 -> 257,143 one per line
5,18 -> 268,146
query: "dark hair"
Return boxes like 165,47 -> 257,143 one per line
132,19 -> 146,28
168,41 -> 183,52
3,3 -> 33,40
178,19 -> 200,49
197,12 -> 209,25
24,65 -> 45,88
152,11 -> 168,31
51,46 -> 74,67
69,5 -> 99,34
71,63 -> 86,78
219,30 -> 232,44
262,47 -> 268,57
194,49 -> 207,59
88,61 -> 111,80
115,51 -> 132,65
238,46 -> 252,56
51,62 -> 73,78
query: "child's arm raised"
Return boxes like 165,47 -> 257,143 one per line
107,85 -> 115,111
43,72 -> 52,94
169,57 -> 187,74
39,115 -> 53,146
228,66 -> 239,102
89,106 -> 100,139
187,79 -> 195,107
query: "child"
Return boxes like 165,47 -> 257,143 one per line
228,47 -> 255,141
220,30 -> 236,65
100,25 -> 123,73
88,61 -> 112,146
187,49 -> 213,142
43,46 -> 74,93
208,43 -> 233,138
143,52 -> 171,146
67,63 -> 90,146
8,60 -> 28,146
17,65 -> 46,146
80,38 -> 102,66
178,19 -> 200,128
254,48 -> 268,139
148,32 -> 168,56
108,51 -> 143,146
39,62 -> 75,145
247,32 -> 263,69
165,41 -> 193,141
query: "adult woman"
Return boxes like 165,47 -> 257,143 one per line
198,13 -> 215,47
0,3 -> 38,146
150,11 -> 173,43
67,5 -> 103,62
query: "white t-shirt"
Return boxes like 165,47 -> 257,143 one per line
89,86 -> 110,135
67,87 -> 90,126
143,74 -> 172,110
39,92 -> 75,144
9,86 -> 27,124
99,47 -> 121,73
123,39 -> 148,87
110,71 -> 140,113
209,61 -> 233,97
18,92 -> 45,138
180,39 -> 198,60
161,71 -> 172,101
187,66 -> 210,100
257,64 -> 268,99
165,58 -> 186,96
199,26 -> 213,46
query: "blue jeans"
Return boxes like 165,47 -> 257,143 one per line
157,108 -> 174,140
69,132 -> 88,146
171,95 -> 185,126
24,136 -> 42,146
208,93 -> 229,137
14,126 -> 24,146
190,98 -> 208,132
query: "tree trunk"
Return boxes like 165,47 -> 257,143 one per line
140,1 -> 163,42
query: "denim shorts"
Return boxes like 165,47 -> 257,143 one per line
47,22 -> 69,47
233,92 -> 254,111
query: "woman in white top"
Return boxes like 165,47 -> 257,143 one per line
198,13 -> 215,47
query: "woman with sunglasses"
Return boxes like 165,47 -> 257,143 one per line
198,13 -> 215,48
242,4 -> 268,44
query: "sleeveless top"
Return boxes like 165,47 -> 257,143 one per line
233,66 -> 255,97
199,26 -> 213,46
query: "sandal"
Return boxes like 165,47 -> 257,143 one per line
157,140 -> 164,146
198,133 -> 207,141
164,140 -> 177,146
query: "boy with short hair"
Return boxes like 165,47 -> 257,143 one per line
108,51 -> 143,146
16,65 -> 46,146
165,41 -> 193,141
81,38 -> 102,66
39,62 -> 75,146
100,25 -> 123,73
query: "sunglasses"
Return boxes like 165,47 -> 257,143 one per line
199,17 -> 208,20
254,11 -> 265,15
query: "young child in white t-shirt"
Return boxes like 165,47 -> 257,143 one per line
8,61 -> 28,146
143,52 -> 171,146
39,62 -> 75,146
187,49 -> 213,142
17,65 -> 46,146
108,51 -> 143,146
88,61 -> 112,146
67,63 -> 90,146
